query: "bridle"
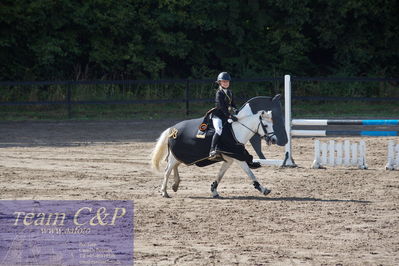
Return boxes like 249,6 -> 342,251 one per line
235,114 -> 276,144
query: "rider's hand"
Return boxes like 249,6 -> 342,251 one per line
230,115 -> 238,122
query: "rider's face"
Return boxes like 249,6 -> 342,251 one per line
220,80 -> 230,89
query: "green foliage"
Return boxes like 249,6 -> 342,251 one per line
0,0 -> 398,81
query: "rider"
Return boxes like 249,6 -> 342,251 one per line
209,72 -> 237,158
209,72 -> 261,169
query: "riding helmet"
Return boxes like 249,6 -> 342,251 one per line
216,72 -> 231,82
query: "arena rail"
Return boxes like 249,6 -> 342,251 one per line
2,76 -> 398,119
0,77 -> 283,118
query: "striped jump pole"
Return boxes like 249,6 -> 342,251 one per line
292,119 -> 399,137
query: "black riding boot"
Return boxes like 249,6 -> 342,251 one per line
209,133 -> 221,158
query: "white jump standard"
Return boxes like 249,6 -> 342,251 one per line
252,75 -> 398,168
312,140 -> 368,169
386,141 -> 399,170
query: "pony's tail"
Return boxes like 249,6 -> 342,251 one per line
150,128 -> 171,171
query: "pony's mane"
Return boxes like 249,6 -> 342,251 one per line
237,103 -> 253,119
237,103 -> 271,120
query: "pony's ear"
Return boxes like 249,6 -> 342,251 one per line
260,110 -> 272,119
272,94 -> 281,102
265,110 -> 273,119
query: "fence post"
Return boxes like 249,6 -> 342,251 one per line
66,83 -> 72,119
185,80 -> 190,116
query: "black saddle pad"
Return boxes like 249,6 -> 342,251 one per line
196,108 -> 216,136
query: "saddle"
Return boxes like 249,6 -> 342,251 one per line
196,107 -> 216,139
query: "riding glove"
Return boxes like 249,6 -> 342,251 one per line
230,115 -> 238,122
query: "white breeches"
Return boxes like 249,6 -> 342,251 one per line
212,116 -> 223,135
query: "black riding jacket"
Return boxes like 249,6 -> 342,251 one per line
212,88 -> 237,122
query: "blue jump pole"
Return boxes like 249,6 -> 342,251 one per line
358,120 -> 399,126
327,131 -> 399,136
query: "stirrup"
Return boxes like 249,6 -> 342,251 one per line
209,149 -> 220,159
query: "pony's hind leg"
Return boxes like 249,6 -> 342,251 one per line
172,162 -> 181,192
160,152 -> 178,198
160,168 -> 172,198
211,156 -> 233,198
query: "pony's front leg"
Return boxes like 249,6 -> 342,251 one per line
235,160 -> 271,196
211,157 -> 233,198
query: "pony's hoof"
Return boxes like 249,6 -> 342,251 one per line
263,189 -> 271,196
212,194 -> 222,199
248,161 -> 262,169
172,183 -> 179,192
161,192 -> 170,198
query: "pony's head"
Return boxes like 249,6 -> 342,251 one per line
257,110 -> 277,145
236,104 -> 278,145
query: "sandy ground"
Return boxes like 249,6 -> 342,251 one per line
0,120 -> 398,265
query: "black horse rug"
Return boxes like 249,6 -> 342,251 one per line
168,118 -> 254,167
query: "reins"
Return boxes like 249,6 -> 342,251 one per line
235,115 -> 275,142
